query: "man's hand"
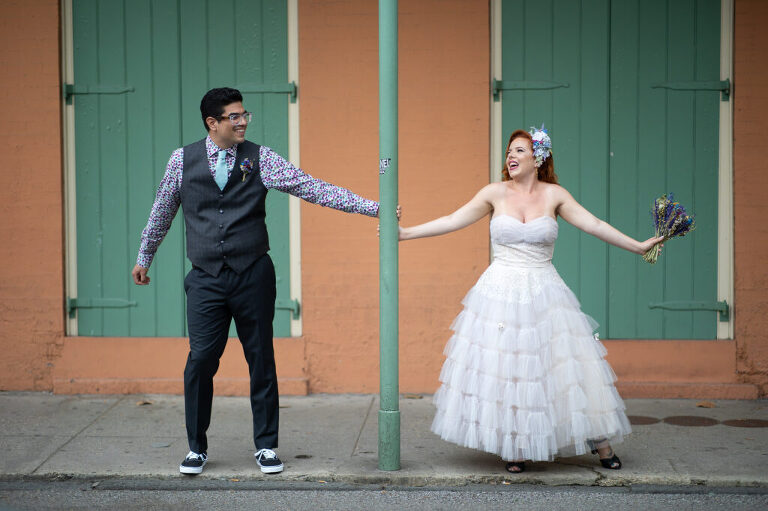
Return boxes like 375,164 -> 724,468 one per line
132,264 -> 151,285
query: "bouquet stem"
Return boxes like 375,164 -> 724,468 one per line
643,243 -> 662,264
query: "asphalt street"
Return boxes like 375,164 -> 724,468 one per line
1,480 -> 767,510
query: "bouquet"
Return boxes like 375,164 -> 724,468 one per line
642,193 -> 696,264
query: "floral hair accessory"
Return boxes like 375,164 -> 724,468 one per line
240,158 -> 253,182
529,124 -> 552,168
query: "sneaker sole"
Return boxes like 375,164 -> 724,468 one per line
259,464 -> 284,474
179,465 -> 204,475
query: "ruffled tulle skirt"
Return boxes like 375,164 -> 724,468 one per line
431,260 -> 631,462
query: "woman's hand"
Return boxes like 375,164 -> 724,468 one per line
377,205 -> 402,238
637,236 -> 665,255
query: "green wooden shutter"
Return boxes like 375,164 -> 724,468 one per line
70,0 -> 293,337
499,0 -> 721,339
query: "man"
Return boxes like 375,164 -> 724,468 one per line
132,87 -> 379,475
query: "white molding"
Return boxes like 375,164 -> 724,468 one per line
717,0 -> 734,339
287,0 -> 302,337
61,0 -> 78,336
490,0 -> 502,185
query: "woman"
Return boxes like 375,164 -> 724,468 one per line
399,127 -> 663,473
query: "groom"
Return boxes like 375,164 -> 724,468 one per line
131,87 -> 379,475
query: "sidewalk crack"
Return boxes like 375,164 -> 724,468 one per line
30,396 -> 126,475
351,396 -> 376,457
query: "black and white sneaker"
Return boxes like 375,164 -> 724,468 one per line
179,451 -> 207,475
254,448 -> 284,473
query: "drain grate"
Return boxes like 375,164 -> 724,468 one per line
662,415 -> 720,427
624,415 -> 768,427
720,419 -> 768,428
628,415 -> 661,425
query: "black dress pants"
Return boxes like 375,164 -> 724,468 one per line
183,254 -> 278,454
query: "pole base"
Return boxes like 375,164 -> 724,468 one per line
378,409 -> 401,471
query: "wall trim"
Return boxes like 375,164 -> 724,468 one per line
288,0 -> 303,337
489,0 -> 502,185
717,0 -> 734,340
61,0 -> 78,336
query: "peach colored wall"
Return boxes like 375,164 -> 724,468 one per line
53,337 -> 308,395
0,0 -> 64,390
2,0 -> 767,400
733,0 -> 768,395
298,0 -> 490,393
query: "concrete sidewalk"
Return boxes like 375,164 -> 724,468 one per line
1,393 -> 766,487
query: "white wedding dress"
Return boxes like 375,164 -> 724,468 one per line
431,215 -> 631,461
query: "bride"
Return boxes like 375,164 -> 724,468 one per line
398,127 -> 663,473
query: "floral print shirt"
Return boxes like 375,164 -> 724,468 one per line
137,136 -> 379,268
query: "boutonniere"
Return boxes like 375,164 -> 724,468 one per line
240,158 -> 253,182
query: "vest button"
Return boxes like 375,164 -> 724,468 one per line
218,194 -> 224,198
219,209 -> 223,214
218,224 -> 223,229
220,240 -> 224,244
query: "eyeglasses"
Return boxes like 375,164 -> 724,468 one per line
217,111 -> 252,125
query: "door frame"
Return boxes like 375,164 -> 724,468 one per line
60,0 -> 303,337
488,0 -> 734,340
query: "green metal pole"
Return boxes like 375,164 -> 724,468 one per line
378,0 -> 400,472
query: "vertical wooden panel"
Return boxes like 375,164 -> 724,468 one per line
73,0 -> 103,335
691,0 -> 720,338
150,0 -> 186,337
607,0 -> 641,337
501,0 -> 526,156
502,0 -> 611,329
179,0 -> 209,338
258,0 -> 291,337
550,0 -> 582,297
634,0 -> 667,338
575,0 -> 610,329
663,0 -> 697,338
125,0 -> 158,336
180,0 -> 209,148
97,0 -> 130,336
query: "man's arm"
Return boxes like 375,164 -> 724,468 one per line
259,146 -> 379,216
132,149 -> 184,285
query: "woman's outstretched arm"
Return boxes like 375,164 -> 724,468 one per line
399,184 -> 495,241
556,186 -> 663,254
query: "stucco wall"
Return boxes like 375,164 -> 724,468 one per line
734,0 -> 768,395
0,0 -> 765,399
0,0 -> 63,390
298,0 -> 490,393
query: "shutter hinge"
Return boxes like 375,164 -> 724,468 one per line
491,78 -> 570,102
275,298 -> 301,320
651,79 -> 730,101
648,300 -> 729,322
235,82 -> 298,103
67,297 -> 138,318
63,83 -> 135,105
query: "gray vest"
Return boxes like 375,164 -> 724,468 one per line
180,139 -> 268,276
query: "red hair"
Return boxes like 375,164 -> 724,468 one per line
501,129 -> 558,184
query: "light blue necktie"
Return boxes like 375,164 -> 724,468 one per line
214,150 -> 228,190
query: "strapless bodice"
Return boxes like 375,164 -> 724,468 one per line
490,215 -> 558,267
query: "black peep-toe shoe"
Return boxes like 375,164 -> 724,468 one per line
505,461 -> 526,473
587,439 -> 622,470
